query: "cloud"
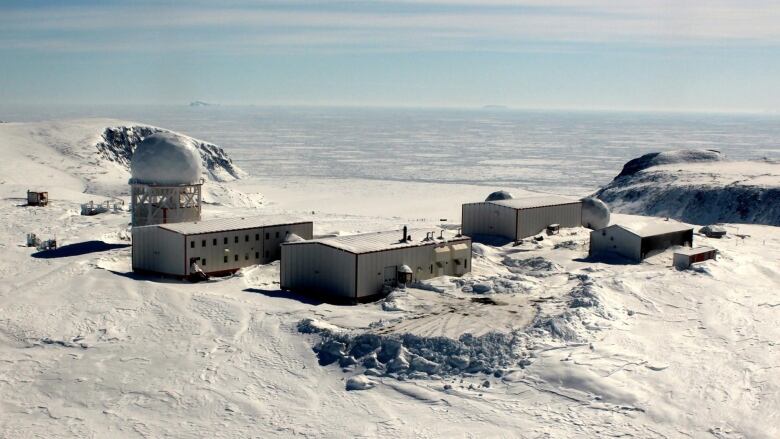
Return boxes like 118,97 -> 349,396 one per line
2,1 -> 779,53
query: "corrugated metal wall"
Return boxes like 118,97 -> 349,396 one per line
516,203 -> 582,239
132,226 -> 185,275
356,239 -> 472,298
183,227 -> 264,275
462,203 -> 517,240
281,243 -> 357,299
133,222 -> 313,276
261,223 -> 314,264
589,226 -> 641,261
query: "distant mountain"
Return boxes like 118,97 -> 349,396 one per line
189,101 -> 217,107
482,105 -> 508,110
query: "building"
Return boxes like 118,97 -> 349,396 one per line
589,218 -> 693,262
132,215 -> 313,277
462,195 -> 582,242
673,247 -> 717,269
281,227 -> 472,302
129,132 -> 203,227
27,190 -> 48,206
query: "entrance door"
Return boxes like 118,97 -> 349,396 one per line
383,265 -> 397,287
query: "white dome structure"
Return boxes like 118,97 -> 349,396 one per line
580,197 -> 610,230
284,232 -> 305,243
485,190 -> 514,202
130,132 -> 202,186
129,132 -> 204,227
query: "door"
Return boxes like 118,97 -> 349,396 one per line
383,265 -> 397,287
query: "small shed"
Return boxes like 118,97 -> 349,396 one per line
462,195 -> 582,242
673,247 -> 717,269
281,228 -> 472,302
27,190 -> 48,206
132,215 -> 313,277
589,218 -> 693,262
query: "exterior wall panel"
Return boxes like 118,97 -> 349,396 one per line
356,238 -> 472,299
132,226 -> 185,275
261,222 -> 314,264
516,203 -> 582,239
462,203 -> 517,241
589,226 -> 641,261
281,243 -> 356,299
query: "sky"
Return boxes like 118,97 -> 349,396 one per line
1,0 -> 779,112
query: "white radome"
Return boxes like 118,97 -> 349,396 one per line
485,190 -> 514,201
130,132 -> 203,185
580,197 -> 611,230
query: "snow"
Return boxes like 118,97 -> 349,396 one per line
0,119 -> 779,438
597,150 -> 780,225
130,132 -> 203,185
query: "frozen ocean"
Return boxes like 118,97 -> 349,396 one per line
2,105 -> 778,194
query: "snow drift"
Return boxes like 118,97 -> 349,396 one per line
596,149 -> 780,226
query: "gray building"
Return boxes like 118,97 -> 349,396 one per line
281,228 -> 472,302
132,215 -> 313,277
589,218 -> 693,262
462,195 -> 582,242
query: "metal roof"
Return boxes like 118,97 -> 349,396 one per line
284,228 -> 469,254
484,195 -> 580,210
611,217 -> 693,238
157,215 -> 310,235
674,246 -> 717,256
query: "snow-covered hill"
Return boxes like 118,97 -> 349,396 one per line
595,150 -> 780,225
0,119 -> 258,206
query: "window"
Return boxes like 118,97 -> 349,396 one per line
255,233 -> 259,241
213,238 -> 217,246
275,231 -> 279,238
224,237 -> 228,244
234,236 -> 239,243
245,253 -> 249,260
430,264 -> 433,274
202,259 -> 206,266
234,254 -> 238,261
245,235 -> 249,242
265,232 -> 270,240
190,241 -> 195,248
223,256 -> 228,263
265,250 -> 269,257
201,240 -> 206,247
255,251 -> 259,259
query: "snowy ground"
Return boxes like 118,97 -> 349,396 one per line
0,120 -> 778,438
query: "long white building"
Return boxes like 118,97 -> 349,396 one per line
132,215 -> 313,277
281,227 -> 471,302
462,195 -> 583,242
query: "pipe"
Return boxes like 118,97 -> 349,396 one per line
402,225 -> 408,243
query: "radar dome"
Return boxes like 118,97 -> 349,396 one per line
485,190 -> 514,201
284,232 -> 305,243
130,132 -> 203,185
580,197 -> 610,230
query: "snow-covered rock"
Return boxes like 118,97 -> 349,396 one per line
596,150 -> 780,225
97,125 -> 245,182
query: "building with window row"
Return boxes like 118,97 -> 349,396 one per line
132,215 -> 313,277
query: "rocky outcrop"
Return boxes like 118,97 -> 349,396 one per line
596,150 -> 780,226
96,126 -> 245,182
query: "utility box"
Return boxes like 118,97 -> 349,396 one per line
27,191 -> 48,206
673,247 -> 717,269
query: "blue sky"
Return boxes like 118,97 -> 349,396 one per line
1,0 -> 779,112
